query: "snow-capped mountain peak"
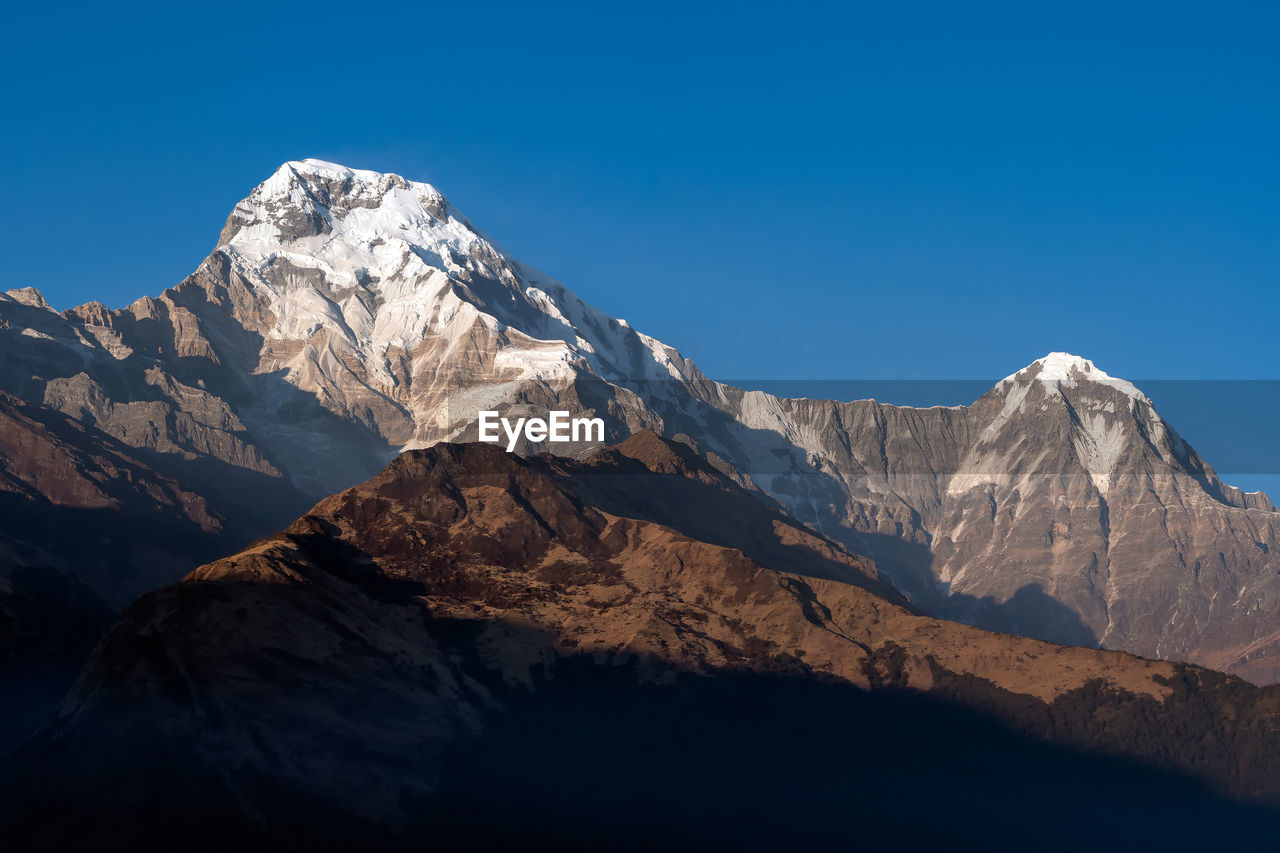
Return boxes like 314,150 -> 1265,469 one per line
191,161 -> 698,478
955,352 -> 1172,499
998,352 -> 1148,403
221,158 -> 462,255
256,158 -> 447,209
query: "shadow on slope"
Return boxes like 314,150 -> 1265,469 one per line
5,612 -> 1280,852
848,532 -> 1100,648
961,581 -> 1100,647
0,491 -> 232,753
0,564 -> 114,753
428,651 -> 1280,852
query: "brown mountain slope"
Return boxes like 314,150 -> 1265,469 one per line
10,432 -> 1280,850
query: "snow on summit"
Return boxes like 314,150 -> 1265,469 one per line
999,352 -> 1148,403
210,159 -> 691,401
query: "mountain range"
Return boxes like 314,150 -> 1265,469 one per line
3,159 -> 1277,683
3,159 -> 1280,845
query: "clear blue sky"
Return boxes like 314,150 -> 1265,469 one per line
2,1 -> 1276,389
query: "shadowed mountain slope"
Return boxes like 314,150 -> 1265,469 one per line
8,433 -> 1280,849
0,389 -> 234,748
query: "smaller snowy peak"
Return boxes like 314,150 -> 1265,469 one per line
999,352 -> 1148,403
1005,352 -> 1110,383
1029,352 -> 1099,379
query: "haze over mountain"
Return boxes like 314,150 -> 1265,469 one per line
1,159 -> 1277,686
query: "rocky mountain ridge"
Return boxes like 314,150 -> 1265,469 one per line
2,160 -> 1278,681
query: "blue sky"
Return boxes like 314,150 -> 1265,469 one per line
2,1 -> 1276,393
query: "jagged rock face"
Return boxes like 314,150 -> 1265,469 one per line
927,357 -> 1280,679
2,161 -> 1278,681
16,434 -> 1280,849
724,354 -> 1280,683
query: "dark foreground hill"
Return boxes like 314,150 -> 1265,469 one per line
0,387 -> 310,751
0,389 -> 226,749
8,432 -> 1280,850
